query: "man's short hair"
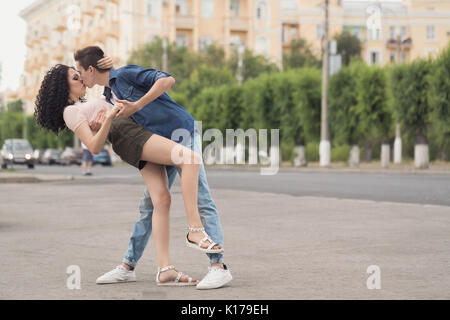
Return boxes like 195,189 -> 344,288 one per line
74,46 -> 108,72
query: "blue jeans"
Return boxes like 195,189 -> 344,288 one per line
122,124 -> 224,267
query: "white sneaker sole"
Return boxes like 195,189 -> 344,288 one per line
196,274 -> 232,290
96,278 -> 136,285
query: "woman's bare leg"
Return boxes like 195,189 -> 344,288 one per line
140,162 -> 197,283
140,134 -> 221,250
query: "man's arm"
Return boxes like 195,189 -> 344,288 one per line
115,76 -> 175,118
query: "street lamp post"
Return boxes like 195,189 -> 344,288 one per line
320,0 -> 331,167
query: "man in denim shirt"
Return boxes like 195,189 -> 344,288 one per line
74,46 -> 232,289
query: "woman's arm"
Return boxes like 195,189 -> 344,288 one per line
75,105 -> 119,154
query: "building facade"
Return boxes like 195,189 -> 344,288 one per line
19,0 -> 450,114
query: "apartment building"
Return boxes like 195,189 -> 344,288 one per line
18,0 -> 450,114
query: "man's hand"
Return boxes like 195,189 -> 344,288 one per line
115,99 -> 141,118
89,109 -> 107,131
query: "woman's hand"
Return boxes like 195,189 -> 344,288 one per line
89,109 -> 107,132
97,56 -> 114,70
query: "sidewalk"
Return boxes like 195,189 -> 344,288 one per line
0,181 -> 449,299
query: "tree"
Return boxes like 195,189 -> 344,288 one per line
334,30 -> 362,66
6,99 -> 24,113
328,63 -> 362,166
282,38 -> 321,70
227,48 -> 279,82
357,64 -> 392,167
429,44 -> 450,161
390,58 -> 433,168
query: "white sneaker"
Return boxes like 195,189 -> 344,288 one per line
196,264 -> 232,290
96,265 -> 136,284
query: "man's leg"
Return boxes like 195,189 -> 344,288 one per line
184,126 -> 231,289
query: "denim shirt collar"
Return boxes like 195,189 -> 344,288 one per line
108,68 -> 118,85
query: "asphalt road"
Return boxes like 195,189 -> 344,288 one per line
10,163 -> 450,207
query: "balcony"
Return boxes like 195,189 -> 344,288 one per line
230,17 -> 250,31
52,44 -> 67,60
386,37 -> 412,51
81,2 -> 95,16
25,33 -> 34,47
38,52 -> 50,67
53,16 -> 67,31
39,26 -> 49,41
94,0 -> 107,9
175,15 -> 195,29
105,20 -> 119,38
24,59 -> 35,72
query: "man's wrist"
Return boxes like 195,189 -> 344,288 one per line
135,100 -> 145,111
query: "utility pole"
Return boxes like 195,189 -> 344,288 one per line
320,0 -> 330,167
162,37 -> 168,71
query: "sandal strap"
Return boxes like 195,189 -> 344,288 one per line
175,272 -> 183,283
199,235 -> 212,248
159,265 -> 175,273
188,226 -> 205,232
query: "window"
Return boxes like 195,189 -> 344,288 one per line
202,0 -> 214,18
281,0 -> 297,11
317,24 -> 324,39
353,27 -> 360,39
230,0 -> 240,18
176,34 -> 188,47
255,37 -> 269,56
390,26 -> 395,40
256,1 -> 267,20
400,26 -> 407,40
199,36 -> 213,51
426,25 -> 435,41
230,35 -> 242,47
176,0 -> 187,15
390,52 -> 395,63
290,25 -> 297,39
147,0 -> 160,17
368,27 -> 381,40
370,51 -> 380,65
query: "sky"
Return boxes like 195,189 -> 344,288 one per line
0,0 -> 402,92
0,0 -> 35,92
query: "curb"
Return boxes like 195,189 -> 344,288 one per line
0,173 -> 75,184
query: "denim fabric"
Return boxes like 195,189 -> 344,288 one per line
104,66 -> 194,144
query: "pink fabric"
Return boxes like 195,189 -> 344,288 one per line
63,98 -> 112,132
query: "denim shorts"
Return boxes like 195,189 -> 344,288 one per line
107,117 -> 153,170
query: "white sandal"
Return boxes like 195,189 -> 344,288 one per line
186,227 -> 224,254
156,265 -> 197,286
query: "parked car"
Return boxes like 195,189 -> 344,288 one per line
60,147 -> 82,166
0,139 -> 35,169
33,149 -> 45,164
42,149 -> 61,165
93,149 -> 112,166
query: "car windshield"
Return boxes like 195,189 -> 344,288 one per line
12,142 -> 31,151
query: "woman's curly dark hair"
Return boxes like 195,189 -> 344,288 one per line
34,64 -> 78,134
